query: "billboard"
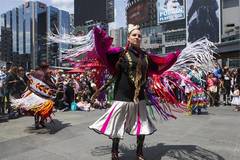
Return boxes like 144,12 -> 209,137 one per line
186,0 -> 221,43
74,0 -> 114,26
157,0 -> 185,24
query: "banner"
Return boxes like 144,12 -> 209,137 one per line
186,0 -> 221,43
157,0 -> 185,23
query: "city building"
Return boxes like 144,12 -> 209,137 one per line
217,0 -> 240,67
127,0 -> 240,67
141,21 -> 186,55
127,0 -> 157,28
70,14 -> 75,32
126,0 -> 185,54
74,0 -> 114,27
58,10 -> 71,66
0,1 -> 70,69
138,0 -> 186,55
46,6 -> 71,67
0,11 -> 13,63
109,27 -> 127,47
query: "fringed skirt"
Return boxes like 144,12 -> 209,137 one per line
11,90 -> 54,119
189,89 -> 208,107
89,100 -> 156,139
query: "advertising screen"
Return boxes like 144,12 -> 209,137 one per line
186,0 -> 221,43
157,0 -> 185,24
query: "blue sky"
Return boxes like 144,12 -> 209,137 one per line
0,0 -> 127,29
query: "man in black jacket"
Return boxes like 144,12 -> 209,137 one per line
4,66 -> 20,117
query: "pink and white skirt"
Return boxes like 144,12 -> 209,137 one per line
89,100 -> 156,139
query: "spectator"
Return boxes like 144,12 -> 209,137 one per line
0,68 -> 7,114
231,85 -> 240,112
54,83 -> 65,110
223,66 -> 231,105
235,68 -> 240,87
63,81 -> 75,111
207,73 -> 218,107
5,66 -> 21,116
213,63 -> 222,106
17,67 -> 28,96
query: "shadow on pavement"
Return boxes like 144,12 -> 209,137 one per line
24,119 -> 71,134
192,112 -> 210,116
120,143 -> 225,160
0,112 -> 24,123
0,115 -> 9,123
91,143 -> 225,160
91,145 -> 112,156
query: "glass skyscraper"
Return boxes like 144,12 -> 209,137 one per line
12,8 -> 18,54
18,5 -> 24,55
0,1 -> 70,69
59,10 -> 70,65
74,0 -> 114,26
0,11 -> 12,62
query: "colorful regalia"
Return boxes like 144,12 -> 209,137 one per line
187,70 -> 208,114
11,70 -> 56,122
48,26 -> 216,138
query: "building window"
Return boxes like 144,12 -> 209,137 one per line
223,0 -> 239,9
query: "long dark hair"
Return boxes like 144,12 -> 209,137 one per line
114,41 -> 130,71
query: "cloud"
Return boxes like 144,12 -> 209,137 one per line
50,0 -> 74,13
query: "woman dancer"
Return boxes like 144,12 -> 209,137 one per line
90,25 -> 159,160
89,25 -> 215,160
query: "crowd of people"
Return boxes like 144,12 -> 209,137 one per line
0,63 -> 111,118
54,70 -> 108,112
0,64 -> 27,117
1,62 -> 240,119
176,64 -> 240,114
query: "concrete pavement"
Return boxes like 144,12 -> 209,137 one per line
0,105 -> 240,160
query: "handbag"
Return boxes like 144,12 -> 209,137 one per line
71,101 -> 78,111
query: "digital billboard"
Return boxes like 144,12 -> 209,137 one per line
186,0 -> 221,43
157,0 -> 185,24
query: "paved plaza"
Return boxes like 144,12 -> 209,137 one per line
0,105 -> 240,160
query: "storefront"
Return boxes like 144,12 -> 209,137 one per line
217,39 -> 240,68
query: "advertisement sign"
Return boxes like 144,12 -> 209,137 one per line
157,0 -> 185,23
186,0 -> 221,43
